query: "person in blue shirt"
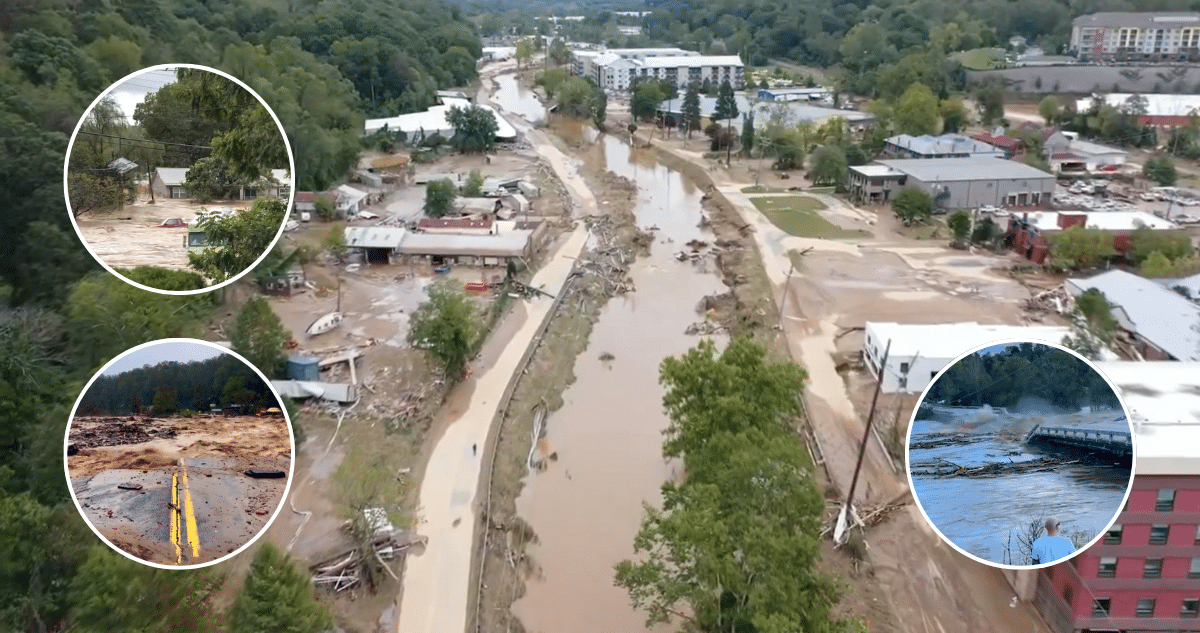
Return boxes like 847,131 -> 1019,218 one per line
1031,518 -> 1076,565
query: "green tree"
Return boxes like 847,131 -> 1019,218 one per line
682,83 -> 702,138
323,226 -> 347,259
554,77 -> 596,118
463,169 -> 484,197
808,145 -> 848,187
1129,225 -> 1193,265
592,89 -> 608,130
976,84 -> 1006,126
151,387 -> 179,415
515,38 -> 533,69
120,266 -> 207,291
892,186 -> 933,225
948,211 -> 971,245
713,79 -> 740,163
66,173 -> 124,217
187,198 -> 288,284
1051,226 -> 1116,269
1140,251 -> 1175,277
232,296 -> 289,378
229,542 -> 332,633
631,81 -> 665,122
424,179 -> 457,217
69,546 -> 220,633
408,280 -> 479,379
549,38 -> 572,65
175,68 -> 288,184
772,131 -> 805,170
183,156 -> 235,203
313,195 -> 335,221
133,82 -> 227,166
1143,155 -> 1178,186
971,216 -> 1000,245
1038,95 -> 1062,124
445,105 -> 498,154
740,110 -> 755,155
939,98 -> 969,133
332,440 -> 417,590
894,82 -> 939,136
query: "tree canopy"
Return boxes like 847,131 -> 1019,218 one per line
924,343 -> 1120,410
77,351 -> 277,415
187,198 -> 288,284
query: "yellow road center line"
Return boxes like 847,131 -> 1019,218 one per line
178,458 -> 200,559
171,471 -> 181,565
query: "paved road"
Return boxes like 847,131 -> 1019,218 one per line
395,84 -> 594,633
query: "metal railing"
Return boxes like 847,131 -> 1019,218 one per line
1031,425 -> 1132,445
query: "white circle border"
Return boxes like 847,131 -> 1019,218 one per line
63,338 -> 297,570
902,337 -> 1137,571
63,64 -> 296,296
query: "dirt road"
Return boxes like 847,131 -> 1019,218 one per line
394,90 -> 593,632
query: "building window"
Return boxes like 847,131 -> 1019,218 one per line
1191,557 -> 1200,579
1144,557 -> 1163,578
1137,598 -> 1156,618
1183,599 -> 1199,619
1104,524 -> 1122,544
1098,557 -> 1118,577
1150,524 -> 1170,545
1092,598 -> 1111,618
1157,489 -> 1176,511
900,362 -> 910,374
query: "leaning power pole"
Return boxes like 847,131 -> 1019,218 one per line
835,338 -> 890,545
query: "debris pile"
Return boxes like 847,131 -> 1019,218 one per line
578,216 -> 638,295
684,321 -> 727,336
71,418 -> 177,449
1024,286 -> 1071,315
310,530 -> 428,592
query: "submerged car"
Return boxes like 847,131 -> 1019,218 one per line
156,218 -> 188,228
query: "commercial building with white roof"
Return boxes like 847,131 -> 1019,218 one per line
848,157 -> 1056,209
1077,92 -> 1200,126
1066,269 -> 1200,361
863,322 -> 1074,393
363,98 -> 516,140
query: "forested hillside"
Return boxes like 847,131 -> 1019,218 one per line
77,354 -> 276,416
0,1 -> 479,630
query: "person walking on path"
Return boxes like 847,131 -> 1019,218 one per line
1031,518 -> 1076,565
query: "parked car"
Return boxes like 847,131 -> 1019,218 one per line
156,218 -> 188,228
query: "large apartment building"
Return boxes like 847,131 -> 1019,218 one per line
1070,12 -> 1200,60
570,48 -> 743,92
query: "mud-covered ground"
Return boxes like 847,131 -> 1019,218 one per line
75,197 -> 249,273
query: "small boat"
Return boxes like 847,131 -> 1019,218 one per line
306,279 -> 343,336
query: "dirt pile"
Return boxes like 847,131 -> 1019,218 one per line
70,446 -> 180,477
70,417 -> 178,449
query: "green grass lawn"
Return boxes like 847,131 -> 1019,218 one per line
750,196 -> 871,239
741,185 -> 790,193
954,47 -> 1007,70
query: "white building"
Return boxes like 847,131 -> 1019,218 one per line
1066,269 -> 1200,361
863,322 -> 1074,393
1075,93 -> 1200,126
570,47 -> 709,92
1048,138 -> 1128,172
632,55 -> 745,90
364,98 -> 517,140
1070,12 -> 1200,60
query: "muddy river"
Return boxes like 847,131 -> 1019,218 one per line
492,74 -> 546,124
512,136 -> 727,632
908,404 -> 1132,565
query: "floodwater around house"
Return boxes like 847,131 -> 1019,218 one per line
908,404 -> 1133,565
492,74 -> 547,124
75,199 -> 236,273
512,135 -> 727,633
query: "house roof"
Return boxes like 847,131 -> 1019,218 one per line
335,184 -> 369,203
874,157 -> 1053,182
398,231 -> 531,257
1066,269 -> 1200,361
1094,361 -> 1200,474
295,192 -> 316,203
108,157 -> 138,174
1072,12 -> 1200,29
364,103 -> 517,139
885,134 -> 1004,157
269,169 -> 291,185
864,322 -> 1072,361
344,226 -> 406,249
849,164 -> 903,178
417,217 -> 494,230
971,133 -> 1025,150
1157,272 -> 1200,298
657,97 -> 872,126
1051,152 -> 1087,161
635,55 -> 744,68
1076,93 -> 1200,119
155,167 -> 189,186
1068,139 -> 1127,158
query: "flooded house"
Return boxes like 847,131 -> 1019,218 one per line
1006,211 -> 1179,264
1065,269 -> 1200,361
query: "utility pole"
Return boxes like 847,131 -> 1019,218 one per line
837,338 -> 890,545
777,261 -> 795,324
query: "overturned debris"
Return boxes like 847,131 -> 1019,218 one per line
910,456 -> 1079,478
310,531 -> 428,593
685,321 -> 727,336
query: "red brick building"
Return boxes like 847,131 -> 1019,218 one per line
1005,211 -> 1180,265
1030,362 -> 1200,633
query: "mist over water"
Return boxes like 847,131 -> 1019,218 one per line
909,403 -> 1131,564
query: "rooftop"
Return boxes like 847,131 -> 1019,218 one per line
850,164 -> 904,178
1076,93 -> 1200,119
1066,269 -> 1200,361
636,55 -> 744,68
1068,138 -> 1127,157
1072,11 -> 1200,29
885,134 -> 1004,157
417,217 -> 494,230
398,231 -> 532,258
364,103 -> 517,139
658,97 -> 872,126
604,47 -> 697,57
1016,210 -> 1177,231
758,87 -> 831,95
344,226 -> 406,249
864,322 -> 1072,360
875,157 -> 1053,182
1094,361 -> 1200,474
156,167 -> 189,186
971,132 -> 1026,150
1157,272 -> 1200,299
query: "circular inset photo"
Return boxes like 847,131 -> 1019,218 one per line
65,339 -> 294,569
65,64 -> 294,295
905,340 -> 1134,569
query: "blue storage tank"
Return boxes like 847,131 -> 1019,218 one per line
287,355 -> 320,381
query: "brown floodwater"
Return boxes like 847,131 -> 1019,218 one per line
513,136 -> 727,632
